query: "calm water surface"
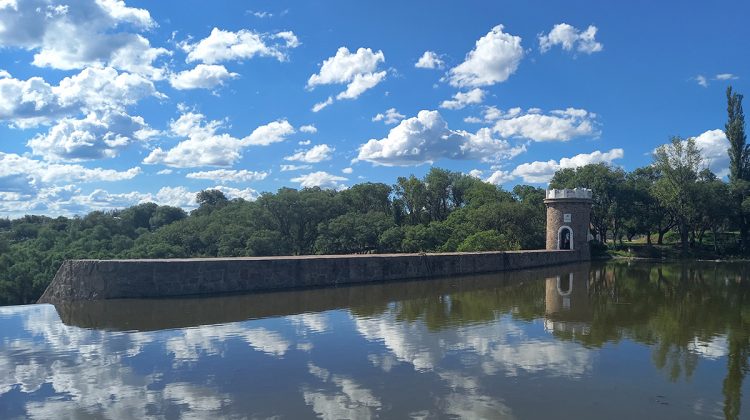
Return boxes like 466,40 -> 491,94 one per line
1,261 -> 749,419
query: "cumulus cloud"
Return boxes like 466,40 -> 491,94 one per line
307,47 -> 387,109
357,110 -> 525,166
440,88 -> 486,110
372,108 -> 405,124
490,107 -> 599,142
180,27 -> 299,64
299,124 -> 317,133
342,167 -> 353,174
447,25 -> 523,88
694,75 -> 708,87
185,169 -> 268,183
244,119 -> 296,146
291,171 -> 348,190
212,185 -> 259,201
415,51 -> 444,69
284,144 -> 334,163
489,148 -> 624,184
27,110 -> 158,161
539,23 -> 603,54
0,151 -> 141,196
0,66 -> 160,128
692,129 -> 730,177
169,64 -> 238,90
143,111 -> 294,167
0,0 -> 168,78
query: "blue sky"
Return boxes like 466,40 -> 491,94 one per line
0,0 -> 747,216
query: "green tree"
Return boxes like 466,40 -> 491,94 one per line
652,137 -> 703,250
457,230 -> 518,252
725,86 -> 749,251
394,175 -> 428,225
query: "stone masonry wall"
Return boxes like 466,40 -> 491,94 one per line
545,198 -> 592,258
38,250 -> 583,304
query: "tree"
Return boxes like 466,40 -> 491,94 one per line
149,206 -> 187,230
195,189 -> 229,216
424,167 -> 453,222
457,230 -> 518,252
394,175 -> 428,225
725,86 -> 749,251
624,166 -> 672,244
693,170 -> 734,252
652,137 -> 703,250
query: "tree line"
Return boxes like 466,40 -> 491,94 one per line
0,86 -> 746,305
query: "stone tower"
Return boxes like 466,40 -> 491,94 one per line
544,188 -> 593,260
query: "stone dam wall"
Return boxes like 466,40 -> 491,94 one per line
38,249 -> 583,304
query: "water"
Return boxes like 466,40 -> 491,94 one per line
1,261 -> 749,419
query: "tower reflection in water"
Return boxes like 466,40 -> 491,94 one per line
544,269 -> 593,338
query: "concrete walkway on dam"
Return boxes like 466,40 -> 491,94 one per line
38,249 -> 584,304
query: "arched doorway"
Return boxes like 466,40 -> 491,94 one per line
558,226 -> 572,250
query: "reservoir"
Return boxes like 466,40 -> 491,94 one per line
1,261 -> 748,419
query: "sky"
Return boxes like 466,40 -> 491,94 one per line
0,0 -> 747,217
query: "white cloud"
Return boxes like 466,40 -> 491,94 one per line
247,10 -> 272,18
212,185 -> 259,201
694,75 -> 708,87
464,116 -> 482,124
440,88 -> 486,110
0,0 -> 168,78
169,64 -> 238,90
0,151 -> 140,196
180,27 -> 299,64
186,169 -> 268,183
485,170 -> 514,184
0,66 -> 160,128
298,140 -> 311,146
468,169 -> 483,178
299,124 -> 317,133
280,164 -> 312,172
312,96 -> 333,112
307,47 -> 387,108
372,108 -> 405,124
143,111 -> 294,168
291,171 -> 348,189
447,25 -> 523,88
494,148 -> 624,184
415,51 -> 444,69
27,110 -> 157,161
357,110 -> 525,166
156,169 -> 172,175
539,23 -> 603,54
342,167 -> 353,174
491,107 -> 599,142
714,73 -> 738,81
335,71 -> 387,100
693,129 -> 730,177
284,144 -> 334,163
244,119 -> 295,146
